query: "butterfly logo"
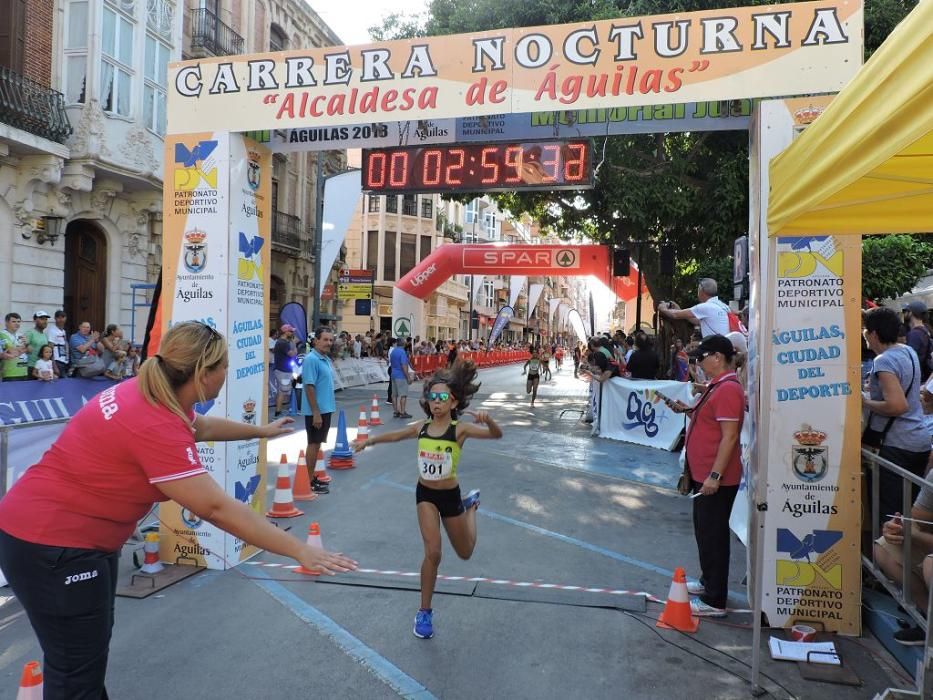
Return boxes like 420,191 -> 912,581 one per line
237,232 -> 264,282
234,474 -> 261,503
194,398 -> 216,415
174,140 -> 218,192
776,529 -> 842,563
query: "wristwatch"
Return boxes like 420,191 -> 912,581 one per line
709,471 -> 722,481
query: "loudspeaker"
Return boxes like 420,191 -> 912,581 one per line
612,248 -> 630,277
660,245 -> 675,275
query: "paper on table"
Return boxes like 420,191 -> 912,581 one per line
768,637 -> 840,665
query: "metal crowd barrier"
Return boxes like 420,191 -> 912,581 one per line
861,447 -> 933,699
409,350 -> 527,378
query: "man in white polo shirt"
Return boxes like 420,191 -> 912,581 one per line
658,278 -> 730,338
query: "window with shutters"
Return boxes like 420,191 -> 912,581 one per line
63,0 -> 88,103
400,234 -> 416,277
383,231 -> 397,282
101,0 -> 136,117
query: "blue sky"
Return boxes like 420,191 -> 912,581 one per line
308,0 -> 430,46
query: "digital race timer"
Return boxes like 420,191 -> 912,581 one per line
361,140 -> 594,194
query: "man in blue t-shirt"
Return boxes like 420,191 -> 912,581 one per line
300,327 -> 336,488
388,338 -> 414,418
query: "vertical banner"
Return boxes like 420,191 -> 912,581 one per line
527,283 -> 544,322
488,306 -> 513,346
160,132 -> 230,569
759,232 -> 862,634
225,135 -> 272,565
319,170 -> 363,294
159,132 -> 271,569
508,276 -> 526,309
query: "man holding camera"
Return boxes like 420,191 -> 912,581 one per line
658,279 -> 731,338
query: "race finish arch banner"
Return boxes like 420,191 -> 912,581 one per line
162,1 -> 864,581
159,133 -> 272,569
166,0 -> 861,135
259,100 -> 753,153
392,245 -> 643,340
754,98 -> 862,635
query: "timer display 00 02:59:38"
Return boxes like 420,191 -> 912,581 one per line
361,140 -> 593,194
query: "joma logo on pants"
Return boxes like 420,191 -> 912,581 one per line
64,570 -> 99,585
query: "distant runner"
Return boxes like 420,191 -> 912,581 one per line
523,346 -> 542,407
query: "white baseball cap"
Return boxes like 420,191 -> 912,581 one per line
33,310 -> 51,319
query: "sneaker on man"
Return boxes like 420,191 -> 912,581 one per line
462,489 -> 481,510
690,598 -> 726,617
413,608 -> 434,639
385,400 -> 394,406
686,581 -> 706,595
893,625 -> 925,646
311,479 -> 329,494
400,412 -> 413,419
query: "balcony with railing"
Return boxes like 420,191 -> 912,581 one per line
0,67 -> 72,144
189,8 -> 244,57
271,211 -> 301,253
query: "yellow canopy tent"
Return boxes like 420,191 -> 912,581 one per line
768,0 -> 933,237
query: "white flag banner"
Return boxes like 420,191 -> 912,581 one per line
558,302 -> 570,326
600,377 -> 694,451
471,275 -> 486,303
319,170 -> 362,293
548,298 -> 561,320
527,283 -> 544,321
568,309 -> 588,342
509,276 -> 526,308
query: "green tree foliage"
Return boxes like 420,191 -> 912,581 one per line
372,0 -> 919,303
862,234 -> 933,302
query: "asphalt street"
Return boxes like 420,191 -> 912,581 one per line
0,362 -> 906,699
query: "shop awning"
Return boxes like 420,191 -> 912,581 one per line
768,1 -> 933,237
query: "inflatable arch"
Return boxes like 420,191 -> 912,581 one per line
391,244 -> 641,339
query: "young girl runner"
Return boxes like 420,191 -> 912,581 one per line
522,346 -> 542,406
353,360 -> 502,639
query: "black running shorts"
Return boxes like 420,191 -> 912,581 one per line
416,481 -> 464,519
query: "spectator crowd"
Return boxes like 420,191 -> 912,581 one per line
0,310 -> 139,384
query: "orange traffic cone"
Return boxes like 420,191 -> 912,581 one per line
265,455 -> 303,518
357,406 -> 369,442
140,532 -> 164,574
296,522 -> 323,576
293,450 -> 317,502
16,661 -> 42,700
313,448 -> 331,484
369,394 -> 382,426
656,567 -> 699,632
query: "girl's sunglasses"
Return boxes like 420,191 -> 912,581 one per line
427,391 -> 451,402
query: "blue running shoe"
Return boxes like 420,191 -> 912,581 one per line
413,608 -> 434,639
462,489 -> 480,510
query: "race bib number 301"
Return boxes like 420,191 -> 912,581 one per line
419,449 -> 453,480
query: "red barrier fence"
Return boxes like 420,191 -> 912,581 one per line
409,351 -> 526,377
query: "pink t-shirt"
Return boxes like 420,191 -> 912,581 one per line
685,372 -> 745,486
0,378 -> 206,551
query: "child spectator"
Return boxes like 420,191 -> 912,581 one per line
33,344 -> 57,381
124,346 -> 140,377
105,349 -> 127,381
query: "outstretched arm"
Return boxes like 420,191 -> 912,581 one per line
194,415 -> 295,442
354,421 -> 421,451
458,410 -> 503,441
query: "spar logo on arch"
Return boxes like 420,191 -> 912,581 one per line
462,247 -> 581,270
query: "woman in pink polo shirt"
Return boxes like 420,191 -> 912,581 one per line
0,321 -> 356,698
669,334 -> 744,618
